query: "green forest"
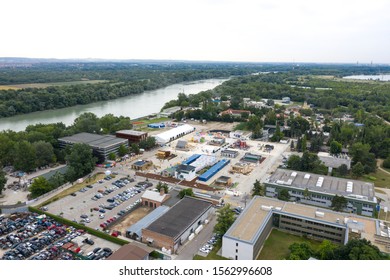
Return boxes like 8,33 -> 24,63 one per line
1,61 -> 390,117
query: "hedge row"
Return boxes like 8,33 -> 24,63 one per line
28,206 -> 129,246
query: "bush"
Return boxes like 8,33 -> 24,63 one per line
383,157 -> 390,169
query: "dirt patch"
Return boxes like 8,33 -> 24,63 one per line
111,206 -> 153,235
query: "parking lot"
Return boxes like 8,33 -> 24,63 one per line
0,212 -> 120,260
46,176 -> 153,231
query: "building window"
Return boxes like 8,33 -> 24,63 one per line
235,255 -> 238,260
236,243 -> 238,247
236,249 -> 238,253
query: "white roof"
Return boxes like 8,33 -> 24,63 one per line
141,190 -> 168,203
154,124 -> 195,144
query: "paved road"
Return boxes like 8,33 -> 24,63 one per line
175,214 -> 217,260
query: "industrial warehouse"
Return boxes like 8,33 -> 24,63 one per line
142,197 -> 213,254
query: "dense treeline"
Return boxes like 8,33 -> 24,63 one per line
287,238 -> 389,260
1,62 -> 390,117
0,113 -> 132,172
0,62 -> 271,117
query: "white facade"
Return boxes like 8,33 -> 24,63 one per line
222,236 -> 254,260
175,167 -> 196,181
154,124 -> 195,145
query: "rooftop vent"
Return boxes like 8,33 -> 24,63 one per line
315,211 -> 325,218
346,181 -> 353,193
316,177 -> 324,188
304,174 -> 311,179
261,205 -> 273,211
291,172 -> 297,177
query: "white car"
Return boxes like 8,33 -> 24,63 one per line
199,247 -> 210,254
99,214 -> 105,219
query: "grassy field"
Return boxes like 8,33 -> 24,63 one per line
193,240 -> 228,260
39,173 -> 105,207
363,169 -> 390,188
257,229 -> 322,260
0,80 -> 107,90
132,117 -> 171,132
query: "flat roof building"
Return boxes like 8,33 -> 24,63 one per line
175,164 -> 196,181
318,152 -> 351,170
141,190 -> 170,208
116,130 -> 148,144
265,169 -> 377,217
126,206 -> 170,240
107,243 -> 152,260
221,149 -> 239,158
222,196 -> 388,260
142,197 -> 213,254
58,132 -> 128,162
131,160 -> 153,171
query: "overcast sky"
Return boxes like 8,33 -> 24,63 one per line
1,0 -> 389,63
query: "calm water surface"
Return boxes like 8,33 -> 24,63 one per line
0,78 -> 227,132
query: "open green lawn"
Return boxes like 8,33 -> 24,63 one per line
132,117 -> 171,132
363,169 -> 390,189
257,229 -> 322,260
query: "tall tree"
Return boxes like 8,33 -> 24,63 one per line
65,143 -> 97,181
214,204 -> 236,236
0,170 -> 6,195
29,176 -> 53,198
179,188 -> 194,198
330,140 -> 342,155
331,195 -> 347,211
33,141 -> 56,167
72,112 -> 100,134
252,180 -> 264,197
118,144 -> 128,157
278,189 -> 290,201
48,171 -> 66,189
288,242 -> 314,260
301,135 -> 307,152
336,239 -> 385,260
12,141 -> 37,172
316,240 -> 337,260
352,162 -> 364,178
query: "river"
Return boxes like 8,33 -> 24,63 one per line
0,78 -> 227,132
343,74 -> 390,81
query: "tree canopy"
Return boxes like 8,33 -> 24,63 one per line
214,204 -> 236,236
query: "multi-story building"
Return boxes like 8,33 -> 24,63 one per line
58,132 -> 128,162
115,130 -> 148,144
222,196 -> 389,260
265,169 -> 378,217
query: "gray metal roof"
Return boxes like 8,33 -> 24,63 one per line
58,132 -> 127,149
267,168 -> 376,202
126,206 -> 170,237
116,130 -> 147,136
145,197 -> 212,240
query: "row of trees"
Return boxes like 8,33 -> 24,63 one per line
287,151 -> 328,175
288,238 -> 389,260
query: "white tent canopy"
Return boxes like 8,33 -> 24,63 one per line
154,124 -> 195,145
